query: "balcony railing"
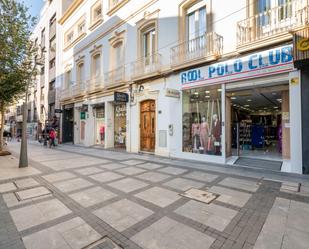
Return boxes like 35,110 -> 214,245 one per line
237,0 -> 309,47
48,89 -> 56,104
105,66 -> 125,87
60,87 -> 72,100
86,76 -> 104,92
170,32 -> 223,68
131,53 -> 162,80
72,81 -> 86,96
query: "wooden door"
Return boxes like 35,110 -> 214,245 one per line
140,100 -> 155,152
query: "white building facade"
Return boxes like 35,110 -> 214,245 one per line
57,0 -> 308,174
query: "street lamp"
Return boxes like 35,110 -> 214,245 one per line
19,47 -> 45,168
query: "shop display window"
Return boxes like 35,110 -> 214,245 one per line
182,85 -> 222,156
95,106 -> 105,145
114,104 -> 126,148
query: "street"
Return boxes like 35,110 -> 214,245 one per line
0,142 -> 308,249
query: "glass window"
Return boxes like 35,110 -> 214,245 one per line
186,5 -> 206,41
114,104 -> 126,148
78,21 -> 85,35
93,54 -> 101,78
65,70 -> 72,88
143,27 -> 156,65
114,42 -> 123,68
257,0 -> 271,26
77,63 -> 85,83
182,85 -> 222,156
278,0 -> 292,20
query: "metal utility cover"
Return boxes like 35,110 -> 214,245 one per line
180,188 -> 219,204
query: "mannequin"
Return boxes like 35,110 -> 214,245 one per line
200,116 -> 209,153
191,118 -> 200,152
211,114 -> 221,155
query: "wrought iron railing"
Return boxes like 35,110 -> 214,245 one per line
131,53 -> 162,79
105,66 -> 125,87
170,32 -> 223,67
237,0 -> 309,46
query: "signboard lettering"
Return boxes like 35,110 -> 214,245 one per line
180,45 -> 293,89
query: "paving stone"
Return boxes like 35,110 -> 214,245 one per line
183,171 -> 219,183
281,227 -> 309,249
2,192 -> 53,208
69,186 -> 117,207
163,178 -> 204,191
137,163 -> 164,170
218,177 -> 258,192
14,178 -> 40,189
99,163 -> 128,170
53,178 -> 94,193
74,167 -> 104,176
10,199 -> 71,231
93,199 -> 153,232
107,178 -> 148,193
89,172 -> 124,183
209,186 -> 252,207
253,198 -> 289,249
15,186 -> 51,201
136,172 -> 171,183
175,200 -> 237,231
0,182 -> 16,193
115,167 -> 146,176
132,217 -> 215,249
42,171 -> 77,183
22,217 -> 101,249
121,160 -> 145,166
135,187 -> 181,207
157,167 -> 188,175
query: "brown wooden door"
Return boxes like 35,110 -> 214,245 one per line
140,100 -> 155,152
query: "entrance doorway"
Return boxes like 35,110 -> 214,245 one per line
140,100 -> 155,152
226,84 -> 290,171
62,108 -> 74,143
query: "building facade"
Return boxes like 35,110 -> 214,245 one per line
13,0 -> 306,174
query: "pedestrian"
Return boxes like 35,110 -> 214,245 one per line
49,128 -> 56,148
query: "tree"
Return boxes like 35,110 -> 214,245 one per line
0,0 -> 37,153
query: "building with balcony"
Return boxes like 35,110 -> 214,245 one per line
54,0 -> 308,174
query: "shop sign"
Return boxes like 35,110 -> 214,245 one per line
180,45 -> 293,89
80,112 -> 86,120
165,88 -> 180,98
293,27 -> 309,68
114,92 -> 129,103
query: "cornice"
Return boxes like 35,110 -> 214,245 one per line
59,0 -> 84,25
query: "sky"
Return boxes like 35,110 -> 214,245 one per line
21,0 -> 44,19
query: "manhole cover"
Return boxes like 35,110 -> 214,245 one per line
84,237 -> 123,249
180,188 -> 219,204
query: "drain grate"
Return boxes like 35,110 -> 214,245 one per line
84,237 -> 123,249
180,188 -> 219,204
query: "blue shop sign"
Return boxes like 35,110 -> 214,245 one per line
180,45 -> 294,89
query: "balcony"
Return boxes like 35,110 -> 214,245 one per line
60,87 -> 72,100
86,77 -> 104,93
72,81 -> 86,96
170,32 -> 223,69
49,67 -> 55,82
237,0 -> 309,52
131,53 -> 162,81
104,66 -> 125,88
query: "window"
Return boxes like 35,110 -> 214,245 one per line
92,54 -> 101,78
278,0 -> 292,20
182,85 -> 222,156
49,81 -> 55,90
66,31 -> 74,45
49,58 -> 55,69
41,66 -> 45,75
41,28 -> 46,48
91,1 -> 103,26
77,63 -> 85,83
142,27 -> 156,64
113,42 -> 123,69
65,70 -> 72,88
78,21 -> 86,35
50,37 -> 56,53
186,3 -> 206,41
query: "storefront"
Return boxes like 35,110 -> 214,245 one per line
93,104 -> 105,146
113,92 -> 128,149
172,44 -> 303,174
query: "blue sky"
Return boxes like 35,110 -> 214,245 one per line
22,0 -> 44,19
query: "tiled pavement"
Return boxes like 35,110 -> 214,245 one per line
0,143 -> 309,249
